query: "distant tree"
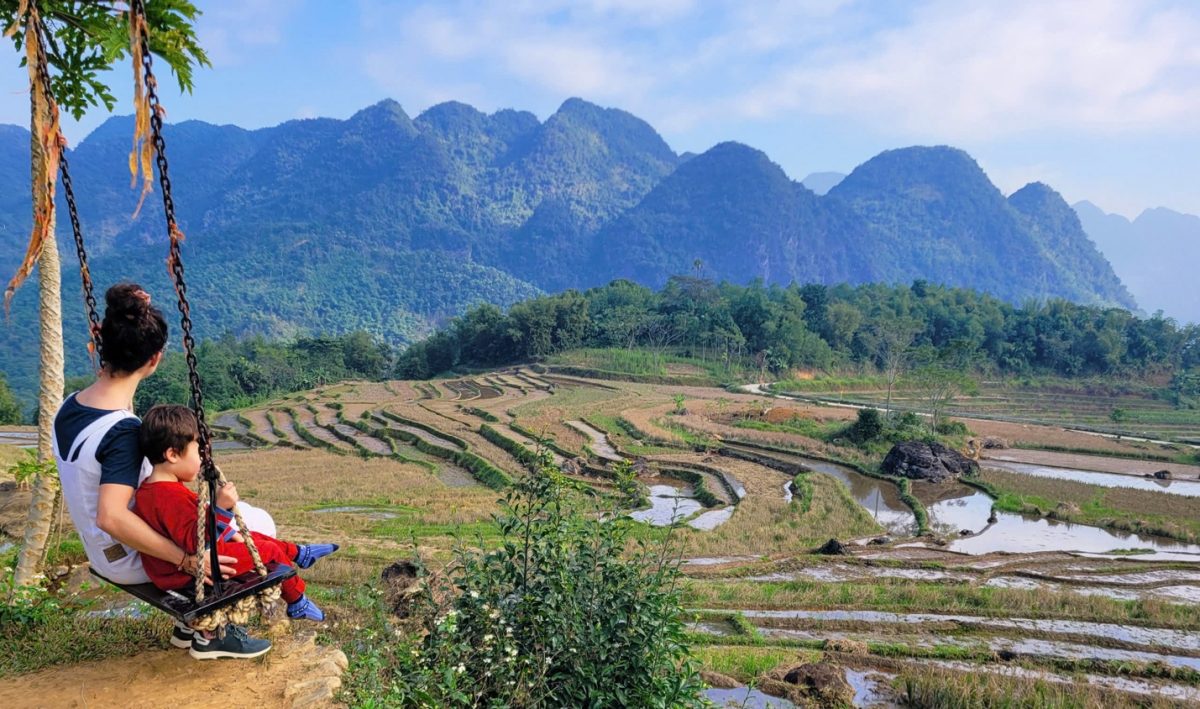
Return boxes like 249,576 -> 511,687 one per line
875,318 -> 921,420
911,365 -> 975,432
0,374 -> 22,424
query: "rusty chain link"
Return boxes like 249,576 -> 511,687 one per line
130,0 -> 216,481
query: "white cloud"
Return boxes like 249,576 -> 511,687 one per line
354,0 -> 1200,142
730,0 -> 1200,140
197,0 -> 298,67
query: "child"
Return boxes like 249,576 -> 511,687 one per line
133,404 -> 337,622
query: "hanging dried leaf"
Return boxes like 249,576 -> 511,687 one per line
128,8 -> 153,217
3,0 -> 30,38
5,11 -> 63,315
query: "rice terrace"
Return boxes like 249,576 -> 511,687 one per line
5,1 -> 1200,708
5,358 -> 1200,707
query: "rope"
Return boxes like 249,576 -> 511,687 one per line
128,0 -> 279,628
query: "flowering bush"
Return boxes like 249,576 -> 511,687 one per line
347,462 -> 704,707
0,567 -> 62,627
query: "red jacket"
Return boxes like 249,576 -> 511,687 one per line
133,480 -> 230,590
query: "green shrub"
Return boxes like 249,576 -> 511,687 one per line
934,420 -> 969,436
347,466 -> 705,707
845,407 -> 885,444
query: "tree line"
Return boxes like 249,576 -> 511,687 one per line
396,277 -> 1200,383
0,331 -> 392,423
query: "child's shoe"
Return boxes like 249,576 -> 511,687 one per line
294,543 -> 339,569
287,595 -> 325,621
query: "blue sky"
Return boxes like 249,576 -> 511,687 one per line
3,0 -> 1199,218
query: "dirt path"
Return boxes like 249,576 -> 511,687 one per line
0,630 -> 346,709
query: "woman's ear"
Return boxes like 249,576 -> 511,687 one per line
146,350 -> 164,373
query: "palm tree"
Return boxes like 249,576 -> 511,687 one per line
2,0 -> 206,588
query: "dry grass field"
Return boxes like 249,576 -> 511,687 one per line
3,369 -> 1200,706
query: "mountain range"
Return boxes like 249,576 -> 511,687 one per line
1072,201 -> 1200,325
1,98 -> 1138,401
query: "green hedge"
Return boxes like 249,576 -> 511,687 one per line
377,410 -> 469,450
376,421 -> 510,489
791,473 -> 813,513
657,468 -> 722,508
233,414 -> 271,446
283,407 -> 348,456
511,422 -> 579,459
480,424 -> 542,470
463,406 -> 500,423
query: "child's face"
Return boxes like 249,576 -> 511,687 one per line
168,439 -> 202,482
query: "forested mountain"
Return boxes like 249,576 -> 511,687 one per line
0,98 -> 1137,404
826,148 -> 1133,308
1074,201 -> 1200,324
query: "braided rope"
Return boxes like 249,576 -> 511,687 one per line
129,0 -> 280,629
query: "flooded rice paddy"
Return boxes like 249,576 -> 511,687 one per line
987,460 -> 1200,496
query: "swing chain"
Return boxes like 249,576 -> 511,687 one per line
130,0 -> 215,480
27,13 -> 102,365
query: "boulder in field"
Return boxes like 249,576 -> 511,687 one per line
699,671 -> 740,689
881,441 -> 979,482
815,538 -> 849,555
781,662 -> 855,706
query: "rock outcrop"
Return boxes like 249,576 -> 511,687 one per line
882,441 -> 979,482
781,662 -> 854,706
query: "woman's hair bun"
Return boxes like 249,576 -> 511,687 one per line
105,283 -> 153,318
100,282 -> 168,374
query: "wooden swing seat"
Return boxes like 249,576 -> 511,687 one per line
89,562 -> 296,624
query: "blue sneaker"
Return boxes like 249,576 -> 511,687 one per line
287,595 -> 326,621
189,624 -> 271,660
294,543 -> 339,569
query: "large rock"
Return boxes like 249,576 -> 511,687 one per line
815,538 -> 849,555
881,441 -> 978,482
781,662 -> 854,706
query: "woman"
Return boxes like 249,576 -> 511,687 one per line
53,283 -> 271,659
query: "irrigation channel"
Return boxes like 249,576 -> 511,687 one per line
721,441 -> 1200,559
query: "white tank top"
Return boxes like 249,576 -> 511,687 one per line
53,409 -> 153,584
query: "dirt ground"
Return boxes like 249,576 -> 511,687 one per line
0,628 -> 345,709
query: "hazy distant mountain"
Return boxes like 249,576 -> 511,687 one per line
1074,200 -> 1200,323
826,148 -> 1133,307
801,171 -> 846,195
0,99 -> 1137,402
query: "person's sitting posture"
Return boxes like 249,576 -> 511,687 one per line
132,405 -> 338,624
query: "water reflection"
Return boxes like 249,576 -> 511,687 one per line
987,461 -> 1200,497
630,485 -> 703,525
949,510 -> 1200,557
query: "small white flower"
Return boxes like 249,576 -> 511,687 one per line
456,663 -> 466,674
469,590 -> 479,599
483,658 -> 492,664
483,633 -> 494,642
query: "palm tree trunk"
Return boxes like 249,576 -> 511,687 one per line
13,72 -> 64,589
